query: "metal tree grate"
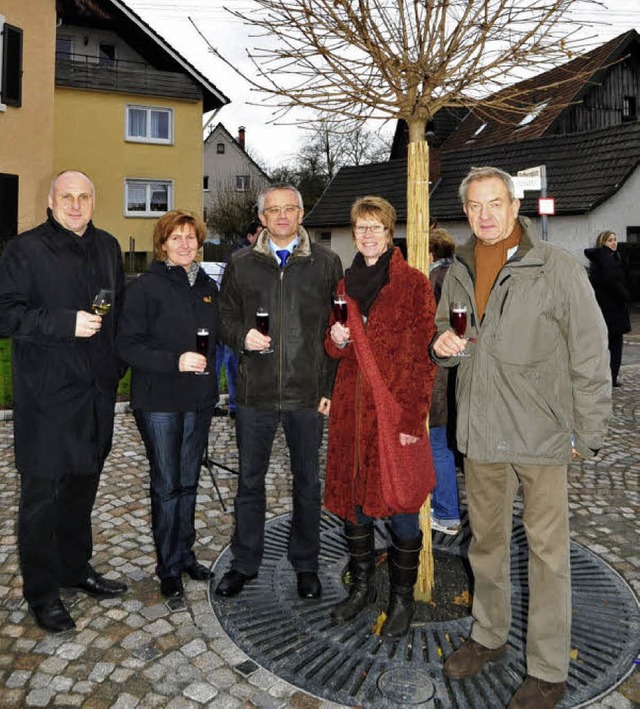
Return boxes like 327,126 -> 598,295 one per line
210,512 -> 639,708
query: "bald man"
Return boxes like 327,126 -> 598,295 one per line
0,170 -> 127,633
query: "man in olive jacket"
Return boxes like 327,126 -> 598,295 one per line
0,171 -> 127,633
432,167 -> 611,709
216,183 -> 343,600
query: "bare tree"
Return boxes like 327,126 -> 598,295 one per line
205,179 -> 259,245
193,0 -> 602,598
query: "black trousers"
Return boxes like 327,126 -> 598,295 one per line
18,472 -> 100,607
608,331 -> 623,384
231,406 -> 324,575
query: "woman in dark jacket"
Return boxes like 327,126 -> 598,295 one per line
324,196 -> 437,638
117,210 -> 219,599
584,230 -> 631,387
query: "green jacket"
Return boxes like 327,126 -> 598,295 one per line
433,219 -> 611,464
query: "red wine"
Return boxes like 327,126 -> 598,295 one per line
450,309 -> 467,337
333,301 -> 348,325
196,329 -> 209,355
256,312 -> 269,336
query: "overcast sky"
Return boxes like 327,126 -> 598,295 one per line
126,0 -> 640,173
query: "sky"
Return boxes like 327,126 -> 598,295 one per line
125,0 -> 640,173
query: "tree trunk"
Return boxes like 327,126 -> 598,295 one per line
405,117 -> 434,603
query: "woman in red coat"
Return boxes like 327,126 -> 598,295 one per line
324,196 -> 437,638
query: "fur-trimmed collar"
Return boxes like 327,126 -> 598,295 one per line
252,225 -> 313,263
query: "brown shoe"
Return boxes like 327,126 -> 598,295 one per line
507,675 -> 566,708
444,638 -> 507,678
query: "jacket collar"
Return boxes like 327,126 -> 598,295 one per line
46,208 -> 96,241
252,225 -> 313,262
457,217 -> 541,276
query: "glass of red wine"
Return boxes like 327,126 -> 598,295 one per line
195,327 -> 210,374
449,302 -> 471,358
332,295 -> 352,344
255,306 -> 273,354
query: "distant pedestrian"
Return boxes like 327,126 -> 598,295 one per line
428,228 -> 461,536
584,230 -> 631,387
0,170 -> 127,633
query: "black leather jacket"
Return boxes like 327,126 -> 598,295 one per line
219,227 -> 343,410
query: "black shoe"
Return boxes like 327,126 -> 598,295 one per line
613,380 -> 622,387
63,569 -> 128,598
215,569 -> 256,597
213,406 -> 227,417
30,600 -> 75,633
229,411 -> 236,420
184,561 -> 213,581
160,576 -> 184,598
297,571 -> 322,599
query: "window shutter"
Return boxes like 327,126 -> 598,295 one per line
1,23 -> 23,107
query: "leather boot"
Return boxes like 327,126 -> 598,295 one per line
331,522 -> 376,624
381,530 -> 422,639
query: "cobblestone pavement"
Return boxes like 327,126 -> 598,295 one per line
0,360 -> 638,707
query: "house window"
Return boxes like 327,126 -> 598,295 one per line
203,175 -> 209,191
99,42 -> 116,67
0,173 -> 19,252
125,179 -> 172,217
0,17 -> 23,108
517,102 -> 548,127
319,231 -> 331,242
216,142 -> 225,154
56,36 -> 73,60
626,226 -> 640,243
236,175 -> 251,192
126,105 -> 173,144
622,96 -> 637,122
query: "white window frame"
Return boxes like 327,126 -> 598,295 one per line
124,179 -> 173,217
235,175 -> 251,192
125,105 -> 173,145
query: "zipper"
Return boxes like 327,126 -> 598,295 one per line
278,268 -> 284,410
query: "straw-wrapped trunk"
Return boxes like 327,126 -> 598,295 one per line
405,119 -> 434,602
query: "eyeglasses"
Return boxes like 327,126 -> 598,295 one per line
354,224 -> 386,235
262,205 -> 301,217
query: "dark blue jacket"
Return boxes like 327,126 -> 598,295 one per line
117,259 -> 219,412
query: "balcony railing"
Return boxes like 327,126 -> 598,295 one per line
55,53 -> 202,102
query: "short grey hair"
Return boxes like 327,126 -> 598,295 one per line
459,166 -> 516,205
258,183 -> 303,213
49,170 -> 95,198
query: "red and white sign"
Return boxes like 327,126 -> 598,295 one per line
538,197 -> 555,216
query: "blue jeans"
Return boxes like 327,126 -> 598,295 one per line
231,406 -> 324,575
215,343 -> 238,412
355,506 -> 420,538
135,409 -> 213,579
430,426 -> 460,525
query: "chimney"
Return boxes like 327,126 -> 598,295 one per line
238,126 -> 246,151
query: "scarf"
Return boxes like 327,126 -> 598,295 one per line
344,247 -> 394,316
474,221 -> 521,320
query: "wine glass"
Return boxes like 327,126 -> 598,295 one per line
332,294 -> 352,344
195,327 -> 210,375
91,289 -> 112,316
255,306 -> 273,354
449,301 -> 471,358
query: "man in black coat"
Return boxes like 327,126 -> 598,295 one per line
0,170 -> 127,633
215,183 -> 343,600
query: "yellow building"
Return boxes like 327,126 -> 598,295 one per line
53,0 -> 228,263
0,0 -> 56,244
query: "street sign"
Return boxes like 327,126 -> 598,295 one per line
538,197 -> 555,216
516,166 -> 543,190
